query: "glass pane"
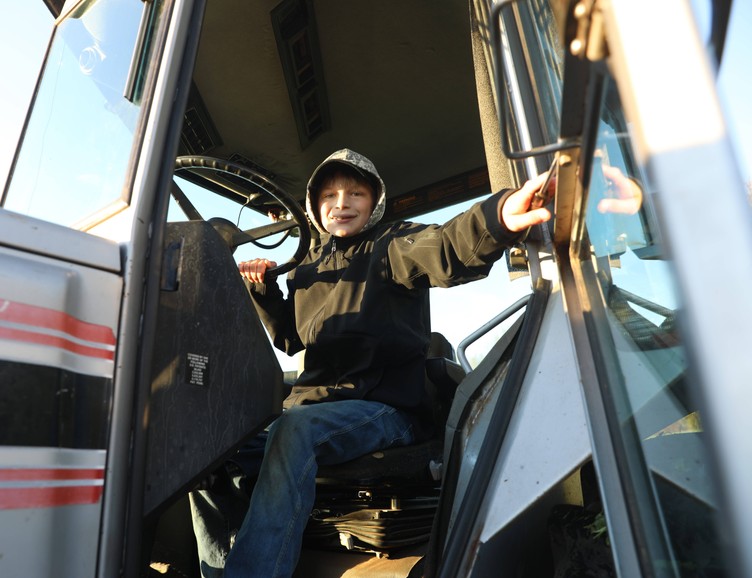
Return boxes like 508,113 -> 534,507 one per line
167,175 -> 301,268
580,78 -> 727,575
520,0 -> 565,141
2,0 -> 159,227
499,0 -> 564,154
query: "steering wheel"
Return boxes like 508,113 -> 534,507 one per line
173,156 -> 311,276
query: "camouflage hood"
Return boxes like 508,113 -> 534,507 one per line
305,148 -> 387,235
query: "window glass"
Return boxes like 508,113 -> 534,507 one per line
519,0 -> 565,142
168,175 -> 299,266
2,0 -> 161,228
499,0 -> 564,155
578,78 -> 727,575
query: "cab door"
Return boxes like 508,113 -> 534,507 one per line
0,0 -> 197,575
0,213 -> 121,576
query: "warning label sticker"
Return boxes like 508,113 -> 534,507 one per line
187,353 -> 209,386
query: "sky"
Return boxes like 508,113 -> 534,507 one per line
0,4 -> 52,190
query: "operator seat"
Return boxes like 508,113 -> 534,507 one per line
303,332 -> 466,555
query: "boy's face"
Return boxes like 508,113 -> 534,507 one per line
317,171 -> 376,237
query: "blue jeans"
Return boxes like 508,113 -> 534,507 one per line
191,400 -> 415,578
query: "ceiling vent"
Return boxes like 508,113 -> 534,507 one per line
180,82 -> 223,155
272,0 -> 331,149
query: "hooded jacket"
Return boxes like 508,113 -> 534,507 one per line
248,149 -> 521,439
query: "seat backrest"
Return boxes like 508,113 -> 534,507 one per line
428,332 -> 454,360
424,332 -> 466,434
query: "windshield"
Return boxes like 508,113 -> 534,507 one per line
2,0 -> 161,228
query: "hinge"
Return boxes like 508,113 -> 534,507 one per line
569,0 -> 608,62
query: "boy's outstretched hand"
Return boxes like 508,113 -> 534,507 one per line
500,172 -> 554,233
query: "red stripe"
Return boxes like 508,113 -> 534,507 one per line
0,326 -> 114,360
0,300 -> 115,345
0,468 -> 104,481
0,485 -> 103,509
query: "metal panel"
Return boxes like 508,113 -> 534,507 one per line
143,221 -> 284,516
98,1 -> 201,573
0,246 -> 120,377
0,242 -> 121,577
0,447 -> 106,577
476,288 -> 590,541
0,211 -> 121,273
604,1 -> 752,575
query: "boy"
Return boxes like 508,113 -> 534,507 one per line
196,148 -> 552,577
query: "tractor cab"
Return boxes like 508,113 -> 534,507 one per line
1,1 -> 751,577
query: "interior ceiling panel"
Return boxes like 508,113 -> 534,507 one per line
192,0 -> 486,203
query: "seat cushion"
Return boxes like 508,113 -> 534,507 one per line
316,438 -> 442,489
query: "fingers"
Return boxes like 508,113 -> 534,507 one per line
238,259 -> 278,283
502,164 -> 645,230
500,173 -> 554,232
601,163 -> 626,185
506,175 -> 545,212
524,171 -> 553,199
522,171 -> 556,208
504,206 -> 552,232
597,196 -> 642,215
597,165 -> 644,214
